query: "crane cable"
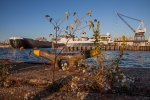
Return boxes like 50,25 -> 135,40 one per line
118,13 -> 141,22
114,14 -> 117,26
116,14 -> 117,26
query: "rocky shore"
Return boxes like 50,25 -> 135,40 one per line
0,60 -> 150,100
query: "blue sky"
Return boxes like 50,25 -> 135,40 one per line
0,0 -> 150,42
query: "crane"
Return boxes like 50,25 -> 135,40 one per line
114,11 -> 146,41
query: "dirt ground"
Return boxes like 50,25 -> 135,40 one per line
0,60 -> 150,100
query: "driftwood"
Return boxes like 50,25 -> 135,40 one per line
33,50 -> 100,69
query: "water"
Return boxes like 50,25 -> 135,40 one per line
0,48 -> 150,68
103,51 -> 150,68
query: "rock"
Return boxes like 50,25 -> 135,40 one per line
28,79 -> 52,85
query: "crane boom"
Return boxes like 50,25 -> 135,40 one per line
114,11 -> 135,32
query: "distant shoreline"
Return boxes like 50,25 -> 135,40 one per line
0,45 -> 11,48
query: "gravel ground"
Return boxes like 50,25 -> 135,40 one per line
0,61 -> 150,100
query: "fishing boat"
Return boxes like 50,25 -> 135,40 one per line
9,36 -> 52,48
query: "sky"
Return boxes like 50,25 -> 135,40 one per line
0,0 -> 150,42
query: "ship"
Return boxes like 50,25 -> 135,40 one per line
9,36 -> 52,48
53,31 -> 113,48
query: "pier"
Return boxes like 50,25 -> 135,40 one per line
65,46 -> 150,51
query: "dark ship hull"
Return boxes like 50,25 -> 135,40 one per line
9,37 -> 52,48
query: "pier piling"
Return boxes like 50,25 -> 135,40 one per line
65,46 -> 150,51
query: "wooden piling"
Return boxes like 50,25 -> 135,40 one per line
65,46 -> 150,51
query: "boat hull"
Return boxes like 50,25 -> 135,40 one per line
9,38 -> 52,48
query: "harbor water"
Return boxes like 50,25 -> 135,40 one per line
0,48 -> 150,68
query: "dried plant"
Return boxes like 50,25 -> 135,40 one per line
0,61 -> 9,87
67,21 -> 135,93
45,10 -> 93,83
